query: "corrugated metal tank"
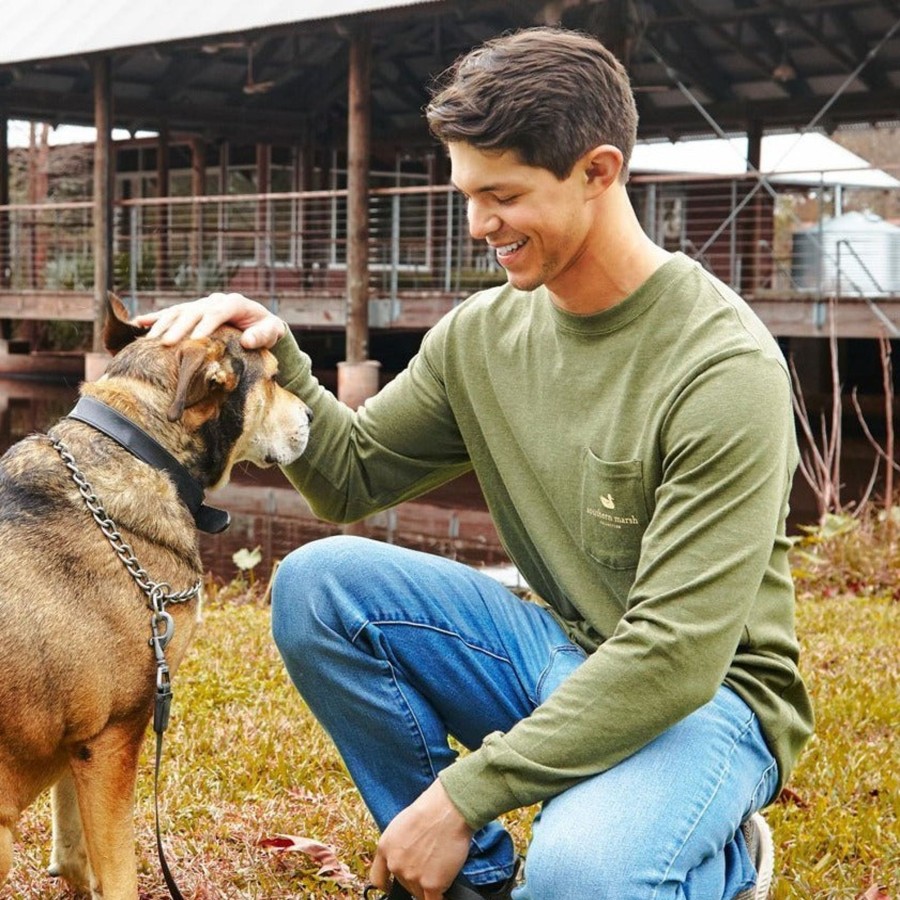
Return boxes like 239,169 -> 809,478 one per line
791,211 -> 900,295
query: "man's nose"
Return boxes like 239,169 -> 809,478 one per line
467,199 -> 501,240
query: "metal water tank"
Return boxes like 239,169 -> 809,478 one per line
791,211 -> 900,296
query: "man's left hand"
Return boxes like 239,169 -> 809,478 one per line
369,779 -> 473,899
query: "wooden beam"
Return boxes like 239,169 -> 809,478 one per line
0,291 -> 94,320
92,56 -> 113,353
750,297 -> 900,338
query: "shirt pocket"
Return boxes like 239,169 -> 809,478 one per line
581,451 -> 649,570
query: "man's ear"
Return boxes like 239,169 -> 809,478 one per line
103,291 -> 149,354
581,145 -> 624,194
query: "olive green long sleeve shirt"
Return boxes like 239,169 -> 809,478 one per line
274,252 -> 814,830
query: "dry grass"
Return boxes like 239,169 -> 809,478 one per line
4,575 -> 899,898
769,593 -> 899,899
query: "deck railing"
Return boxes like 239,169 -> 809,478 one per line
1,172 -> 898,334
0,184 -> 508,304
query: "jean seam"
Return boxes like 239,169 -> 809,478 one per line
352,618 -> 445,785
650,708 -> 758,900
361,618 -> 514,665
462,860 -> 514,885
748,758 -> 778,813
385,654 -> 441,782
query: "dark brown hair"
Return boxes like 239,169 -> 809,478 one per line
426,27 -> 638,182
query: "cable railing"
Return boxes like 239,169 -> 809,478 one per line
0,185 -> 507,301
1,174 -> 898,326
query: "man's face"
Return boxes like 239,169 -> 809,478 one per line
448,141 -> 592,294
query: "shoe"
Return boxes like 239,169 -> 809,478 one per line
364,859 -> 519,900
734,812 -> 775,900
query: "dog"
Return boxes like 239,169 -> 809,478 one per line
0,294 -> 311,898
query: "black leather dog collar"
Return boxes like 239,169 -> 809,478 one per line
67,396 -> 231,534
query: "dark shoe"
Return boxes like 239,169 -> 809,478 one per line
364,860 -> 519,899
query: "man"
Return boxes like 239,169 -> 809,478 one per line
140,26 -> 813,900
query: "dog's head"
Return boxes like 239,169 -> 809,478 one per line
96,294 -> 311,489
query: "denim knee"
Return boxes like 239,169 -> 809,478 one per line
521,826 -> 657,898
270,535 -> 362,659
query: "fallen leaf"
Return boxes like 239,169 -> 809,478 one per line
857,887 -> 891,900
776,786 -> 809,808
258,833 -> 359,887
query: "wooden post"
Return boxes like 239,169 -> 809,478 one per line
340,31 -> 378,408
0,115 -> 8,287
746,119 -> 764,298
256,142 -> 270,293
190,137 -> 205,283
345,31 -> 371,367
155,123 -> 169,290
92,56 -> 113,354
0,113 -> 9,344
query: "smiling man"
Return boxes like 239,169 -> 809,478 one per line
140,26 -> 813,900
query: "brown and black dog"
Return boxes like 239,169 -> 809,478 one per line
0,296 -> 311,898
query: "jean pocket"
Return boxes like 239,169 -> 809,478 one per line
536,645 -> 587,705
580,452 -> 649,570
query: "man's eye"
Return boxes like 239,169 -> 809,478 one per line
496,195 -> 518,205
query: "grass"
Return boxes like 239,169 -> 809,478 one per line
5,565 -> 899,898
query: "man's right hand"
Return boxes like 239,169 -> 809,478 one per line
133,292 -> 287,350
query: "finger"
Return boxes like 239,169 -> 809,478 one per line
368,850 -> 391,892
132,310 -> 162,327
185,293 -> 244,340
240,318 -> 286,350
149,298 -> 223,345
188,309 -> 234,341
147,308 -> 204,344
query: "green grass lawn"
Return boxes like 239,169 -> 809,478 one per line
6,585 -> 899,898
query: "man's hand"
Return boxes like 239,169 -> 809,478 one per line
369,779 -> 473,900
133,292 -> 286,350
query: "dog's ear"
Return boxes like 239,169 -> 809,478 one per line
104,292 -> 149,355
167,340 -> 240,422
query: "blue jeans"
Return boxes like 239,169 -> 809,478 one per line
271,536 -> 778,899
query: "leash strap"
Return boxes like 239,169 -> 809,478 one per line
152,618 -> 187,900
67,396 -> 231,534
154,730 -> 186,900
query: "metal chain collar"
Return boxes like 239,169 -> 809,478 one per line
50,436 -> 202,614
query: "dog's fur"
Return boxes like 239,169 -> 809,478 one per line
0,296 -> 311,898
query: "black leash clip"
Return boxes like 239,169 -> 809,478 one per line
149,608 -> 175,735
154,658 -> 173,735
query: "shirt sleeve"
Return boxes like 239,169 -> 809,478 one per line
272,324 -> 472,523
440,350 -> 797,829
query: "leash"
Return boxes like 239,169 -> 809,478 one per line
51,436 -> 199,900
149,586 -> 187,900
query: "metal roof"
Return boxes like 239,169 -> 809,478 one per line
630,132 -> 900,187
0,0 -> 438,64
1,1 -> 899,147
